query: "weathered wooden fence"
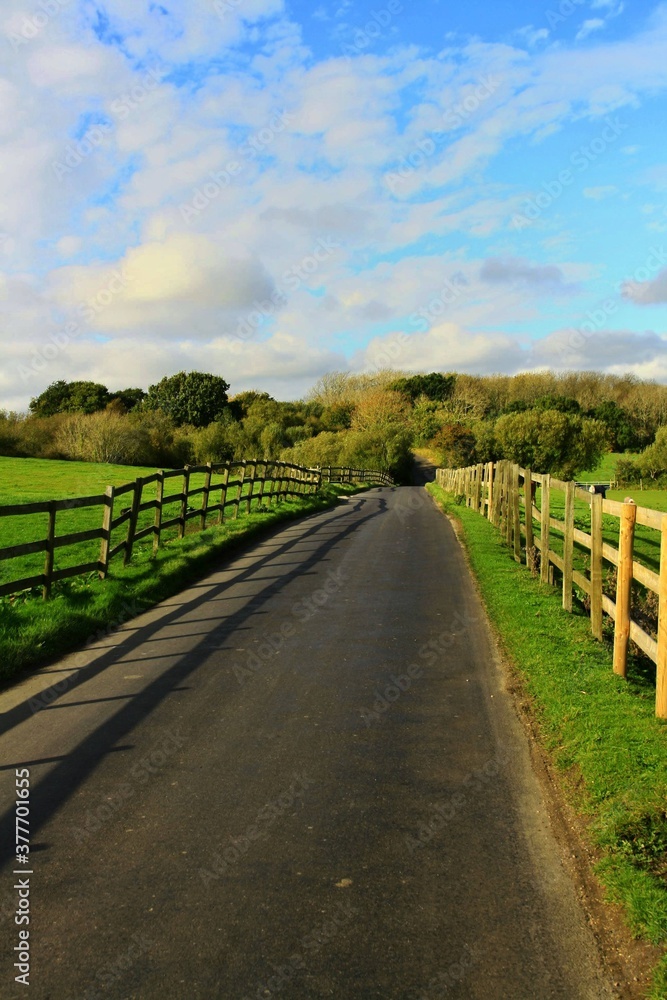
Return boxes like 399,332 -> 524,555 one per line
437,460 -> 667,719
0,460 -> 322,601
320,467 -> 395,487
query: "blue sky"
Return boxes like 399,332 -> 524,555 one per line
1,0 -> 666,408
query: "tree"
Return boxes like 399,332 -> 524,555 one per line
30,380 -> 111,417
144,371 -> 230,428
588,400 -> 638,451
431,423 -> 476,468
390,372 -> 456,404
110,387 -> 146,412
494,410 -> 607,479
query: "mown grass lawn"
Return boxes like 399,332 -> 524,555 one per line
0,455 -> 311,591
0,455 -> 360,682
427,482 -> 667,998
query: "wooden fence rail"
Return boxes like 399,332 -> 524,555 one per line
436,460 -> 667,719
319,467 -> 395,487
0,459 -> 326,601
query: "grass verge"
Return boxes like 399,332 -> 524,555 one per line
0,484 -> 362,686
426,482 -> 667,998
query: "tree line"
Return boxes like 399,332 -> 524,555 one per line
2,368 -> 667,483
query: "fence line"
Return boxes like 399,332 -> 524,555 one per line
436,461 -> 667,719
319,467 -> 395,487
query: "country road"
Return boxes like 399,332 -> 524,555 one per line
0,487 -> 615,999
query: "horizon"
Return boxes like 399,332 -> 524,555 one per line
1,0 -> 667,411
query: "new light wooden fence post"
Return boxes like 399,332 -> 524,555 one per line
217,464 -> 230,524
124,478 -> 144,566
477,463 -> 484,513
656,514 -> 667,718
613,500 -> 637,678
153,472 -> 164,556
540,474 -> 551,584
99,485 -> 115,577
43,500 -> 56,600
512,465 -> 521,562
562,480 -> 575,612
201,462 -> 212,530
590,491 -> 603,640
487,462 -> 494,521
524,469 -> 533,566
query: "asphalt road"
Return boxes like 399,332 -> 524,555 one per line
0,487 -> 615,999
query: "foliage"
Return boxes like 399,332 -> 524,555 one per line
390,372 -> 456,403
30,380 -> 112,417
494,409 -> 607,479
431,423 -> 476,468
144,371 -> 230,427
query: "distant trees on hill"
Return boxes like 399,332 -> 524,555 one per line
4,368 -> 667,482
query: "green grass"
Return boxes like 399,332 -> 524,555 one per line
427,482 -> 667,998
577,452 -> 639,483
0,456 -> 313,592
0,455 -> 366,682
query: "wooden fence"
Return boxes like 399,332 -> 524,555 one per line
437,461 -> 667,719
320,467 -> 395,487
0,460 -> 322,602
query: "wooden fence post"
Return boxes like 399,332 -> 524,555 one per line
512,465 -> 521,562
487,462 -> 494,521
562,481 -> 575,612
524,470 -> 533,566
217,464 -> 230,524
201,462 -> 212,530
656,515 -> 667,718
234,462 -> 246,518
99,485 -> 115,577
124,478 -> 144,566
178,467 -> 190,539
590,491 -> 603,640
540,474 -> 551,584
153,472 -> 164,556
43,500 -> 56,600
613,501 -> 637,678
245,461 -> 257,514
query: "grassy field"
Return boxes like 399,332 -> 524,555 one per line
0,455 -> 364,681
576,451 -> 639,483
427,482 -> 667,998
0,456 -> 312,594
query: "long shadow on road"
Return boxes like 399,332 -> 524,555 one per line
0,494 -> 388,865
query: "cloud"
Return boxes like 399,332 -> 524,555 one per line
479,257 -> 579,294
575,19 -> 605,41
582,185 -> 618,199
622,267 -> 667,305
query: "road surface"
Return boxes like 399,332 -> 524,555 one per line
0,487 -> 614,999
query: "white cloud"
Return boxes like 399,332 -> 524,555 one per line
576,19 -> 605,41
582,185 -> 618,199
622,267 -> 667,305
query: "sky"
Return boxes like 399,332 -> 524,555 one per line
1,0 -> 667,409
